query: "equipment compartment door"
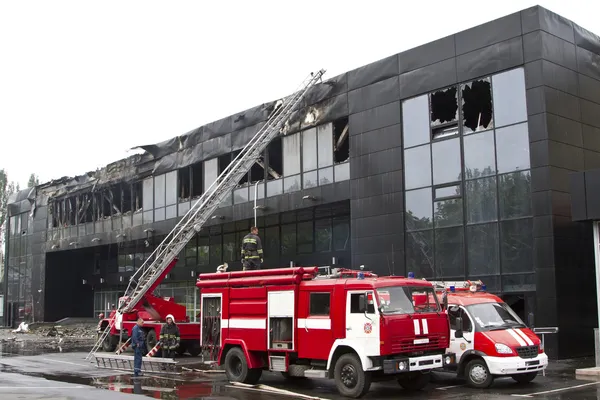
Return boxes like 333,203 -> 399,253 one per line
346,291 -> 380,357
201,294 -> 222,361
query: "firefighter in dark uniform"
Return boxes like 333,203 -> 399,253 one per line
241,227 -> 263,271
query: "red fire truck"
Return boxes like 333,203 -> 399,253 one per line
196,266 -> 455,398
429,280 -> 547,388
97,259 -> 201,356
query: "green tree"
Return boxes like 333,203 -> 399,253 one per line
27,173 -> 39,188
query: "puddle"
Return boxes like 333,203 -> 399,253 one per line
0,343 -> 92,357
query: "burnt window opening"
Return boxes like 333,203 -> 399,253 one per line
191,163 -> 203,198
133,181 -> 143,211
218,153 -> 232,177
430,86 -> 459,139
231,150 -> 249,186
83,194 -> 94,223
249,161 -> 265,184
333,117 -> 350,163
101,190 -> 112,219
462,79 -> 493,133
51,201 -> 59,228
178,167 -> 191,200
266,138 -> 283,180
122,184 -> 133,214
67,197 -> 76,225
110,185 -> 123,216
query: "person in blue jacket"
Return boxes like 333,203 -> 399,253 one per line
131,316 -> 145,377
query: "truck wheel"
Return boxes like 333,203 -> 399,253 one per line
397,372 -> 431,391
334,353 -> 372,398
465,359 -> 494,389
224,347 -> 262,384
146,330 -> 161,356
511,372 -> 538,384
188,344 -> 201,357
102,334 -> 117,352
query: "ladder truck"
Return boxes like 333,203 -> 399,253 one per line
86,70 -> 326,369
196,267 -> 456,398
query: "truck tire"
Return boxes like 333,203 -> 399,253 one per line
102,334 -> 117,352
397,372 -> 431,391
188,344 -> 201,357
334,353 -> 372,398
511,371 -> 538,384
465,359 -> 494,389
146,329 -> 160,356
224,347 -> 262,384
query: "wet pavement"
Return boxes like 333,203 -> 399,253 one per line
1,348 -> 600,399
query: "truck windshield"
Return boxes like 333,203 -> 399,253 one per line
377,286 -> 440,314
466,302 -> 526,331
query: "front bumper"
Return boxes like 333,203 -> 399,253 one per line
483,353 -> 548,375
383,353 -> 455,374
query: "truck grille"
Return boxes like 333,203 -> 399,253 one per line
391,334 -> 442,353
516,345 -> 539,359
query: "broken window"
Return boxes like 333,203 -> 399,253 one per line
78,193 -> 94,223
101,190 -> 112,219
333,117 -> 349,164
191,163 -> 203,198
231,151 -> 249,185
266,138 -> 283,181
249,159 -> 264,184
67,197 -> 76,225
317,123 -> 334,168
430,86 -> 459,139
218,154 -> 231,177
122,185 -> 132,214
462,78 -> 493,133
178,167 -> 191,200
283,133 -> 301,176
133,181 -> 143,212
110,185 -> 122,216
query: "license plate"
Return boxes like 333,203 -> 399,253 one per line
414,338 -> 429,345
526,360 -> 540,366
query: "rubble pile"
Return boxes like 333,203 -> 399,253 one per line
0,321 -> 98,350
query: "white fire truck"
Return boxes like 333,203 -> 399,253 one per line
196,266 -> 456,398
427,280 -> 548,388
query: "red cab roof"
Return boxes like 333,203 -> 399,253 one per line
445,291 -> 503,306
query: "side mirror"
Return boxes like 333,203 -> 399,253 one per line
528,312 -> 534,328
442,292 -> 448,311
455,317 -> 463,338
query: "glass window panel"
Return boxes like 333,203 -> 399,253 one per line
302,128 -> 318,171
492,67 -> 528,127
432,138 -> 461,185
249,183 -> 265,201
203,158 -> 218,193
434,185 -> 460,199
315,218 -> 332,252
266,179 -> 283,197
404,145 -> 431,190
405,188 -> 433,231
498,171 -> 532,219
284,175 -> 301,193
165,171 -> 177,206
333,217 -> 350,251
466,223 -> 499,275
283,133 -> 301,176
317,123 -> 334,168
209,235 -> 222,264
500,218 -> 533,273
234,187 -> 249,204
434,198 -> 463,228
265,226 -> 280,259
281,224 -> 297,256
463,131 -> 496,179
496,123 -> 531,174
165,205 -> 177,220
297,221 -> 313,254
178,201 -> 191,217
303,171 -> 318,189
461,78 -> 494,134
466,177 -> 498,224
142,178 -> 153,210
405,230 -> 434,278
402,95 -> 430,148
334,162 -> 350,182
154,207 -> 165,222
319,167 -> 333,186
197,237 -> 210,267
223,233 -> 237,262
154,174 -> 166,208
502,273 -> 535,292
435,226 -> 464,278
133,211 -> 143,226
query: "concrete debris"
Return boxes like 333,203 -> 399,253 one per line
12,322 -> 29,333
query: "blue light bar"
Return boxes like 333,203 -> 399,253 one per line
357,272 -> 364,280
449,286 -> 455,292
408,271 -> 415,279
481,284 -> 487,291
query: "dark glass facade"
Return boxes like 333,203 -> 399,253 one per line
3,6 -> 600,359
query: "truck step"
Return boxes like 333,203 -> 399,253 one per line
303,369 -> 328,379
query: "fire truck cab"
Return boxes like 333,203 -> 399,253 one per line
196,266 -> 455,398
431,280 -> 548,388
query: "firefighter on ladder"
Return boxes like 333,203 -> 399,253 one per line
241,226 -> 263,271
160,314 -> 180,371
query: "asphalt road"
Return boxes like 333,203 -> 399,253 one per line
1,349 -> 600,399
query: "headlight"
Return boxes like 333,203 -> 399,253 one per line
495,343 -> 513,354
398,361 -> 408,371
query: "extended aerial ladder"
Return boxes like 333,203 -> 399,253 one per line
86,70 -> 326,362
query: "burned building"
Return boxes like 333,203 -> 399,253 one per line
3,6 -> 600,359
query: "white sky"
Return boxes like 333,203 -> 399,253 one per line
0,0 -> 597,188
